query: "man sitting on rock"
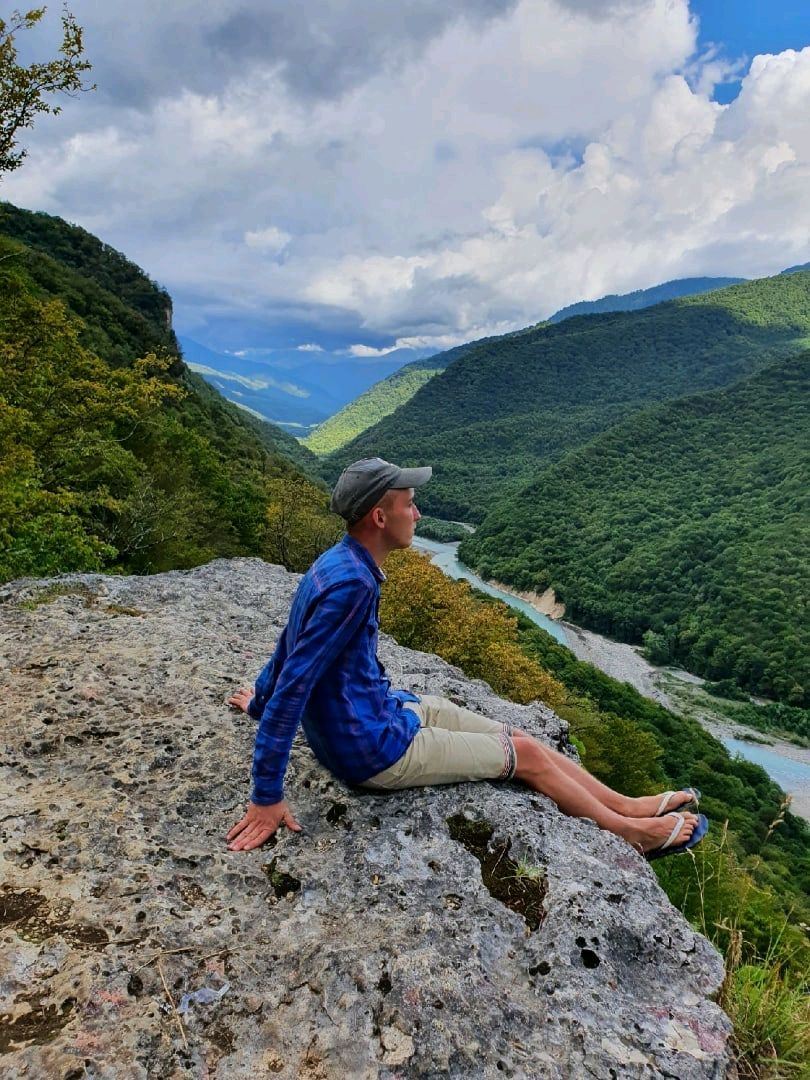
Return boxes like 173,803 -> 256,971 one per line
227,457 -> 707,859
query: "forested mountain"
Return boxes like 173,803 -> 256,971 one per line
547,276 -> 744,323
302,348 -> 483,456
306,277 -> 745,457
302,336 -> 519,455
0,204 -> 336,581
326,271 -> 810,520
461,355 -> 809,704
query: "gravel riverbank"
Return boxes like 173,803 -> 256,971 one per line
561,621 -> 673,709
560,626 -> 810,823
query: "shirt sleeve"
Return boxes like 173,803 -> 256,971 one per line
247,626 -> 288,721
250,580 -> 373,805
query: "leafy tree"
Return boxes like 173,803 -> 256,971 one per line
0,6 -> 94,177
641,629 -> 673,665
0,275 -> 182,579
263,476 -> 343,573
380,549 -> 568,709
0,206 -> 335,581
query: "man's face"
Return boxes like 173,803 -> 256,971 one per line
379,487 -> 421,548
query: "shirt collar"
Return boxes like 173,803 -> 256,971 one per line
342,534 -> 386,583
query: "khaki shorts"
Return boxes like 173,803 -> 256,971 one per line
360,695 -> 517,791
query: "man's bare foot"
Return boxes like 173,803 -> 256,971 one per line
228,687 -> 253,713
624,790 -> 697,818
619,812 -> 699,854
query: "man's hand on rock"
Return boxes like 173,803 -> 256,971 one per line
228,687 -> 253,713
226,801 -> 302,851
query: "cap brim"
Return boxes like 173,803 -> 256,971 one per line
394,466 -> 432,489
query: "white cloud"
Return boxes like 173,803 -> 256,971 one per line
4,2 -> 810,351
244,226 -> 292,254
348,343 -> 401,357
296,343 -> 325,352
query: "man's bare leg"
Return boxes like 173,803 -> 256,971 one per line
512,735 -> 698,853
512,731 -> 695,819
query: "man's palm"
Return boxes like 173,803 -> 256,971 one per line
228,687 -> 253,713
227,801 -> 301,851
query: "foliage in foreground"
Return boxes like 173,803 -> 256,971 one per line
0,260 -> 339,581
380,549 -> 568,712
657,824 -> 810,1079
381,551 -> 810,1078
0,6 -> 93,176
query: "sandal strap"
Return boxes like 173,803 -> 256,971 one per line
659,812 -> 685,851
656,788 -> 700,815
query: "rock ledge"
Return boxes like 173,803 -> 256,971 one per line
0,559 -> 731,1078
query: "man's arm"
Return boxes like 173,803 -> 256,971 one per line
227,579 -> 372,851
245,626 -> 288,720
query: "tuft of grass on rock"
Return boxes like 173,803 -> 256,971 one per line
17,583 -> 98,610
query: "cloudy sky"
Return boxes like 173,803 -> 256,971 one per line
5,0 -> 810,356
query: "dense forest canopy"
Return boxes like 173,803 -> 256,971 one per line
326,271 -> 810,521
461,355 -> 810,704
307,276 -> 747,459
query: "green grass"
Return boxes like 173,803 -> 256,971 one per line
17,583 -> 97,609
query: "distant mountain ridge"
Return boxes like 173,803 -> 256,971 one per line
547,276 -> 744,323
307,275 -> 746,456
179,334 -> 436,434
326,271 -> 810,520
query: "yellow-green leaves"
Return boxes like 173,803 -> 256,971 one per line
0,6 -> 94,177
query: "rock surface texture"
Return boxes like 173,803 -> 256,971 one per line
0,559 -> 732,1079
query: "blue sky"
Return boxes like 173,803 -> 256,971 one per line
6,1 -> 810,359
693,1 -> 810,101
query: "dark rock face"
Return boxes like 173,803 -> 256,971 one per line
0,559 -> 731,1078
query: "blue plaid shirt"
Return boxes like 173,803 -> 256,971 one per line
247,535 -> 421,804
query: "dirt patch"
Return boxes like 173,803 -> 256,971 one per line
0,886 -> 109,948
0,994 -> 77,1054
446,815 -> 546,930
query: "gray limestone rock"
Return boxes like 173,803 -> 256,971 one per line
0,558 -> 732,1078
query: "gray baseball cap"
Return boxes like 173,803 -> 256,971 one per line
330,457 -> 432,525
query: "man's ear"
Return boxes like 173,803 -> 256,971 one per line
371,505 -> 386,528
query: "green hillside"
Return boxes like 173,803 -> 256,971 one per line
0,205 -> 336,581
462,354 -> 810,704
303,359 -> 442,455
326,272 -> 810,520
309,278 -> 745,459
305,331 -> 544,457
0,203 -> 320,477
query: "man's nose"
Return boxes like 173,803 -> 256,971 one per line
413,505 -> 421,521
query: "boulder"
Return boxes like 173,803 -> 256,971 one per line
0,559 -> 731,1078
